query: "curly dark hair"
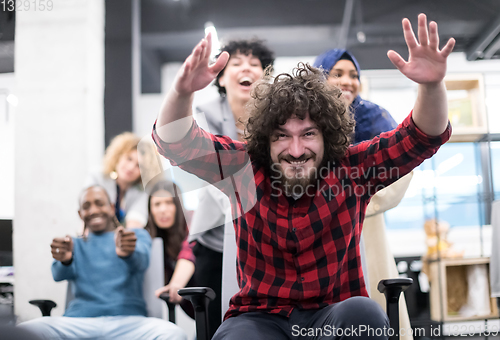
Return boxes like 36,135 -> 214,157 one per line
214,39 -> 275,96
245,63 -> 355,172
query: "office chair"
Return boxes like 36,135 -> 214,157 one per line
178,214 -> 413,340
179,282 -> 411,340
29,237 -> 169,319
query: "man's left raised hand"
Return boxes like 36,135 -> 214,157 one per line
387,13 -> 455,85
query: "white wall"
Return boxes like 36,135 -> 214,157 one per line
14,0 -> 105,321
0,73 -> 16,220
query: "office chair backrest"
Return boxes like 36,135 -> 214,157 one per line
143,237 -> 166,318
64,237 -> 165,318
221,206 -> 238,320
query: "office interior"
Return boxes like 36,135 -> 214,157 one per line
1,0 -> 500,339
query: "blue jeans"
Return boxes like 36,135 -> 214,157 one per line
213,297 -> 389,340
18,315 -> 186,340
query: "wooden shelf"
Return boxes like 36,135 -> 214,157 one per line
445,74 -> 488,143
428,257 -> 499,322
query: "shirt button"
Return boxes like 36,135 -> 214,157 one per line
301,277 -> 305,281
292,228 -> 296,232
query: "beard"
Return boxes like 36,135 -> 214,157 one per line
271,152 -> 319,197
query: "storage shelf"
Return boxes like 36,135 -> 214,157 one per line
428,257 -> 499,322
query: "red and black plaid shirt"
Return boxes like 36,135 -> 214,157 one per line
152,112 -> 451,320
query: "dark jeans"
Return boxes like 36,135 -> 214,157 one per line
192,242 -> 223,340
213,297 -> 389,340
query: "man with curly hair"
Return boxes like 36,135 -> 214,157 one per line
152,14 -> 455,340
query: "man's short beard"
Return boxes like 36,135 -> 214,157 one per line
272,163 -> 318,197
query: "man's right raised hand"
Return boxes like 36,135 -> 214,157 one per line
51,236 -> 73,263
174,32 -> 229,96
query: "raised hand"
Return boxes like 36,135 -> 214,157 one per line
51,236 -> 73,263
387,13 -> 455,85
174,32 -> 229,96
115,226 -> 137,257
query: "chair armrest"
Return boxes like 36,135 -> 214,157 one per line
158,292 -> 177,323
178,287 -> 216,302
377,278 -> 413,302
377,278 -> 413,340
158,292 -> 171,303
29,300 -> 57,316
177,287 -> 215,340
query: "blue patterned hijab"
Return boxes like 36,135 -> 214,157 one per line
313,49 -> 397,143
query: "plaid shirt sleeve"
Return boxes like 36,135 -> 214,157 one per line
152,120 -> 249,187
343,112 -> 452,196
177,238 -> 195,264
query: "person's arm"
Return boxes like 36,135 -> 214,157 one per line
345,109 -> 451,197
51,236 -> 76,281
387,13 -> 455,136
155,259 -> 195,303
365,172 -> 413,218
340,14 -> 454,195
156,33 -> 229,143
152,34 -> 248,189
115,227 -> 151,272
155,239 -> 196,303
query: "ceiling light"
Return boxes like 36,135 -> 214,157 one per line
6,94 -> 17,107
204,21 -> 220,61
357,31 -> 366,43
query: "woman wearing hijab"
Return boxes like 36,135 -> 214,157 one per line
314,48 -> 397,143
314,49 -> 414,340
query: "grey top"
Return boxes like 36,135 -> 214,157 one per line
85,172 -> 148,227
188,97 -> 237,252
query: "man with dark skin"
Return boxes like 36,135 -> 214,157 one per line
51,186 -> 139,261
19,186 -> 186,340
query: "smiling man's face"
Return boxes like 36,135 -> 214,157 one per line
270,113 -> 324,195
78,187 -> 115,234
